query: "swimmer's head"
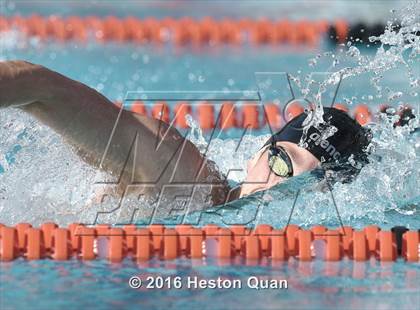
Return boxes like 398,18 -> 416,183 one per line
240,107 -> 372,197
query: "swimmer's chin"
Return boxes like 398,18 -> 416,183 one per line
237,171 -> 326,200
238,178 -> 288,198
238,184 -> 269,198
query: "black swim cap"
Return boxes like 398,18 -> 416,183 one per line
265,107 -> 372,182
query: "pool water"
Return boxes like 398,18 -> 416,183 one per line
0,258 -> 419,310
1,41 -> 418,228
1,1 -> 419,310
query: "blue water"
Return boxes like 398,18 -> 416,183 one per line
1,258 -> 419,310
4,42 -> 416,106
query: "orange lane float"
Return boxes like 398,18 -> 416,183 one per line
333,20 -> 349,44
1,15 -> 344,46
1,223 -> 418,263
219,102 -> 237,129
241,103 -> 260,129
173,102 -> 192,128
197,102 -> 215,130
263,103 -> 282,130
283,101 -> 305,121
116,101 -> 387,129
354,104 -> 372,126
130,101 -> 147,116
151,101 -> 170,123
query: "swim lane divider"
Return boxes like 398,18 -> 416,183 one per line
0,223 -> 418,262
116,101 -> 411,129
0,15 -> 343,45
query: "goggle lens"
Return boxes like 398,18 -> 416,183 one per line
268,145 -> 294,178
268,156 -> 290,177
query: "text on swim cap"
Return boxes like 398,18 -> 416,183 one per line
308,132 -> 341,161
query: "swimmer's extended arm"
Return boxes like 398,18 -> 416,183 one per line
0,60 -> 231,205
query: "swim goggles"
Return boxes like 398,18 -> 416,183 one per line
267,143 -> 294,178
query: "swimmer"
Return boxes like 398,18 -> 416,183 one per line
239,107 -> 372,197
0,61 -> 371,206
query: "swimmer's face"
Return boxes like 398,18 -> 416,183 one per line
240,141 -> 320,197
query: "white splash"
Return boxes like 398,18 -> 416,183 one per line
0,108 -> 106,226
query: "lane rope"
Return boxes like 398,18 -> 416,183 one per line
116,101 -> 412,129
1,223 -> 418,262
1,15 -> 342,45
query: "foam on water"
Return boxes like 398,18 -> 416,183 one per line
189,1 -> 420,228
0,108 -> 107,226
190,110 -> 419,229
0,2 -> 419,227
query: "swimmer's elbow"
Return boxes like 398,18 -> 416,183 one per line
0,60 -> 49,108
0,60 -> 42,77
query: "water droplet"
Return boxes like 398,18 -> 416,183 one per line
387,91 -> 403,101
131,52 -> 138,60
308,58 -> 317,67
346,46 -> 360,57
188,73 -> 196,82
